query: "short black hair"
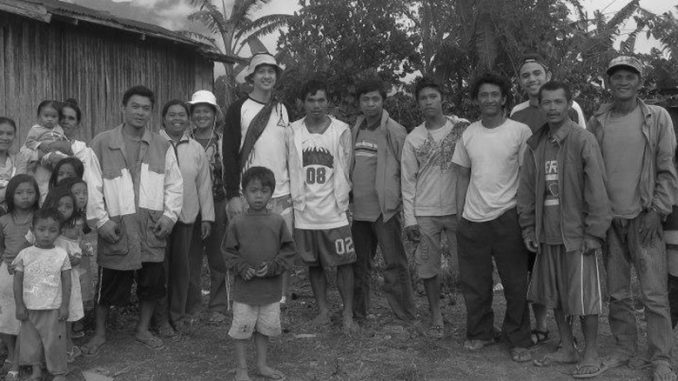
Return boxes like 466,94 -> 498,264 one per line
6,174 -> 40,213
122,85 -> 155,107
161,99 -> 190,119
519,53 -> 549,73
32,207 -> 63,230
538,81 -> 572,102
241,166 -> 276,191
356,79 -> 387,100
414,76 -> 442,99
61,98 -> 82,123
37,100 -> 60,117
470,72 -> 512,102
0,117 -> 17,133
299,79 -> 328,101
49,157 -> 84,191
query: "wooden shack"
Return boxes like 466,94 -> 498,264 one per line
0,0 -> 235,145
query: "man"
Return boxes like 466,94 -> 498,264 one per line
517,81 -> 611,377
288,79 -> 357,333
589,56 -> 677,381
452,72 -> 533,362
511,54 -> 586,132
350,79 -> 416,322
401,76 -> 468,338
82,85 -> 183,354
223,53 -> 292,302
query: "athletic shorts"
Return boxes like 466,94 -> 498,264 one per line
527,244 -> 603,316
228,301 -> 281,340
95,262 -> 165,307
294,225 -> 356,268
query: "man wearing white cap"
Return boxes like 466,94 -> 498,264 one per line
222,53 -> 292,301
589,56 -> 677,381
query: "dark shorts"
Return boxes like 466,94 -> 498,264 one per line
95,262 -> 165,307
294,226 -> 356,268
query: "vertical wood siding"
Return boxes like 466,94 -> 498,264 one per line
0,13 -> 214,149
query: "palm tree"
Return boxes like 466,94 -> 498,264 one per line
184,0 -> 294,106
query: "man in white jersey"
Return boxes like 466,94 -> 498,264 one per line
223,53 -> 293,301
287,79 -> 357,333
452,72 -> 533,362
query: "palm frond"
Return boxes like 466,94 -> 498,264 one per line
234,14 -> 294,40
605,0 -> 639,32
247,37 -> 269,55
188,1 -> 229,33
177,31 -> 220,50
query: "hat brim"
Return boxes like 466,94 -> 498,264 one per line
606,64 -> 641,76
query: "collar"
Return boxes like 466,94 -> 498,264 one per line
246,208 -> 270,216
593,98 -> 651,120
527,119 -> 577,149
159,129 -> 190,144
354,109 -> 390,132
108,124 -> 152,149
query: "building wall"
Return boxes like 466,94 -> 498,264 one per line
0,12 -> 214,148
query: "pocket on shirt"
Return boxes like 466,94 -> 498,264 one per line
99,216 -> 129,256
144,210 -> 168,249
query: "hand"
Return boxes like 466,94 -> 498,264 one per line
405,225 -> 421,242
242,267 -> 256,281
201,221 -> 212,240
255,263 -> 269,278
153,216 -> 174,239
523,232 -> 538,253
639,209 -> 662,246
44,141 -> 72,155
582,236 -> 602,255
98,220 -> 120,243
58,304 -> 69,321
15,304 -> 28,321
69,255 -> 81,267
6,262 -> 14,275
226,197 -> 245,219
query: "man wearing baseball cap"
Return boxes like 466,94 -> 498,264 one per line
589,55 -> 677,381
222,53 -> 293,302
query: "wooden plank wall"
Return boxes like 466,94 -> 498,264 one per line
0,13 -> 214,150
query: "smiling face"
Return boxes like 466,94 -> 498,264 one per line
122,95 -> 153,130
476,83 -> 506,117
191,104 -> 216,131
0,122 -> 16,153
519,62 -> 551,97
251,64 -> 278,92
540,88 -> 572,125
608,68 -> 641,102
164,104 -> 189,138
60,106 -> 80,139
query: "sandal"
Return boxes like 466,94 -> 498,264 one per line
67,346 -> 82,363
81,339 -> 105,357
530,329 -> 549,345
463,338 -> 494,351
572,360 -> 609,379
510,347 -> 532,363
135,333 -> 164,350
533,351 -> 579,367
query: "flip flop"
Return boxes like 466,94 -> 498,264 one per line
135,333 -> 164,350
81,340 -> 105,357
572,361 -> 610,379
533,352 -> 579,367
530,329 -> 550,345
510,347 -> 532,363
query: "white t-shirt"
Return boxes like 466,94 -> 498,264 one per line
240,98 -> 290,198
12,246 -> 71,310
452,119 -> 532,222
293,119 -> 348,230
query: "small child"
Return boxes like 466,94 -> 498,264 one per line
223,167 -> 296,381
13,207 -> 71,381
0,175 -> 40,380
0,118 -> 17,215
48,157 -> 84,191
22,101 -> 69,168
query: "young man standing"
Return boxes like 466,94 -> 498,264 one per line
518,81 -> 611,377
223,53 -> 293,302
288,79 -> 357,333
401,77 -> 469,338
452,73 -> 533,362
350,79 -> 416,322
589,56 -> 677,381
82,85 -> 183,355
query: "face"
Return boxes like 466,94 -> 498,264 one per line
56,163 -> 77,184
32,217 -> 60,248
243,179 -> 272,211
57,196 -> 75,221
476,83 -> 506,117
60,107 -> 79,139
608,68 -> 641,101
71,183 -> 87,210
304,90 -> 329,119
540,89 -> 572,125
122,95 -> 153,129
251,65 -> 278,92
0,123 -> 16,153
13,182 -> 37,210
519,62 -> 551,96
359,91 -> 384,119
191,104 -> 216,130
39,106 -> 59,129
417,87 -> 443,118
164,104 -> 189,137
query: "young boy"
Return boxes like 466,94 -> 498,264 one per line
223,166 -> 296,381
13,207 -> 71,381
517,81 -> 611,377
288,79 -> 357,333
401,76 -> 469,338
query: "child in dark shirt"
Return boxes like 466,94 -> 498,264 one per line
223,166 -> 296,381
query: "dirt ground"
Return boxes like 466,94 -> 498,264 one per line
46,265 -> 666,381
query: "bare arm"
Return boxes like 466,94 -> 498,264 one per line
13,270 -> 27,321
59,269 -> 71,321
455,164 -> 470,222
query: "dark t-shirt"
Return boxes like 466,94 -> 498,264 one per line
541,136 -> 563,244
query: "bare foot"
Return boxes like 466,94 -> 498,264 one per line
342,316 -> 359,335
234,367 -> 251,381
257,365 -> 285,379
82,334 -> 106,357
310,312 -> 330,327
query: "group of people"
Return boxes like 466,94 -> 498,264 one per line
0,50 -> 675,381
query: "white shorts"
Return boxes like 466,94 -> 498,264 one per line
228,301 -> 281,340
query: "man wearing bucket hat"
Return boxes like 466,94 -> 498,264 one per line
588,55 -> 678,381
222,53 -> 293,302
185,90 -> 230,324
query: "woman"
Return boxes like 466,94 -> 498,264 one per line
59,99 -> 92,164
156,100 -> 214,335
0,117 -> 17,215
187,90 -> 229,323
